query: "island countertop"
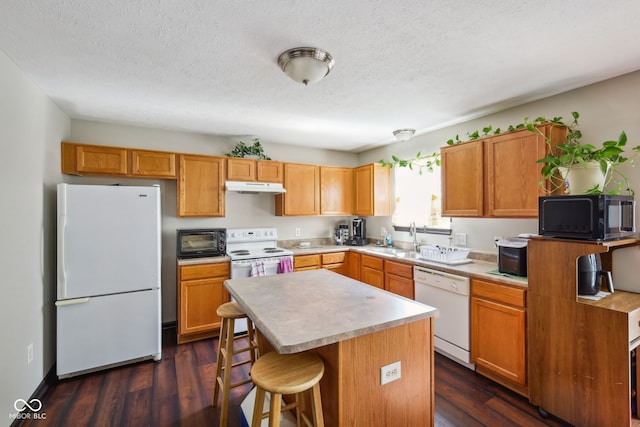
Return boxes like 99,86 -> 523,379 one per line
224,268 -> 438,354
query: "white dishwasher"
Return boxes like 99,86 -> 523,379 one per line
414,265 -> 474,369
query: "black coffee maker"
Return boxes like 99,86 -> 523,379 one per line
577,254 -> 614,296
346,218 -> 369,246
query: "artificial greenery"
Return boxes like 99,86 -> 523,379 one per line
225,137 -> 271,160
380,112 -> 639,195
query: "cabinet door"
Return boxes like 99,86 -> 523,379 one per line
471,296 -> 526,386
353,164 -> 390,216
345,252 -> 361,280
257,160 -> 283,183
361,267 -> 384,289
75,145 -> 128,175
441,141 -> 484,216
179,276 -> 225,336
131,150 -> 176,178
275,163 -> 320,216
385,273 -> 414,299
320,166 -> 353,215
226,158 -> 256,181
177,155 -> 225,217
484,129 -> 547,217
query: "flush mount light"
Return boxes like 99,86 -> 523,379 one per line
278,47 -> 335,86
393,129 -> 416,142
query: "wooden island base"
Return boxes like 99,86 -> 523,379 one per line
259,317 -> 434,427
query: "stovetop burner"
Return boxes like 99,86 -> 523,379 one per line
264,248 -> 285,253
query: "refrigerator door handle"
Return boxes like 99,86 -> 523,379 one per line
57,213 -> 67,298
55,297 -> 90,306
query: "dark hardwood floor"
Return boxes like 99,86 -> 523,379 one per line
20,326 -> 572,427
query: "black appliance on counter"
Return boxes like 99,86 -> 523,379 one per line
496,237 -> 528,277
177,228 -> 226,259
539,195 -> 636,241
577,253 -> 614,296
345,217 -> 369,246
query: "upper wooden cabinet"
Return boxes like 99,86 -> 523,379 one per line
275,163 -> 320,216
177,154 -> 225,217
130,149 -> 176,178
441,125 -> 565,218
226,158 -> 283,183
353,163 -> 390,216
441,140 -> 484,216
320,166 -> 353,215
61,142 -> 177,179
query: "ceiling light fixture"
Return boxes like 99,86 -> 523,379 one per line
278,47 -> 334,86
393,129 -> 416,142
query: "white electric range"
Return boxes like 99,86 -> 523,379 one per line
226,227 -> 293,332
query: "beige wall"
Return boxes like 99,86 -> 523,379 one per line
360,70 -> 640,253
0,51 -> 70,418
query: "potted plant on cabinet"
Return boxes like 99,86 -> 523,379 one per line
531,112 -> 640,195
225,137 -> 271,160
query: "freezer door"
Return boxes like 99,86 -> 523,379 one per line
57,184 -> 161,300
56,289 -> 161,378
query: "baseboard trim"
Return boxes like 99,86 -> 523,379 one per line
10,365 -> 56,427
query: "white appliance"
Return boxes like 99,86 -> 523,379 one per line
227,227 -> 293,333
414,265 -> 474,369
56,183 -> 162,379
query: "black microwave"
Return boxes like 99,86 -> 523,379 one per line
177,229 -> 226,259
539,195 -> 636,241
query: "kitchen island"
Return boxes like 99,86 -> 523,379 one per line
224,268 -> 438,426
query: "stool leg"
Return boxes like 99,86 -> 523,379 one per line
212,317 -> 228,407
246,319 -> 258,362
219,317 -> 235,427
311,382 -> 324,427
251,387 -> 266,427
269,392 -> 282,427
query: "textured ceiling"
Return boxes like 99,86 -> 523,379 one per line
2,0 -> 640,152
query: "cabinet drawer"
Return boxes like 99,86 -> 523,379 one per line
294,254 -> 321,269
180,262 -> 229,280
361,254 -> 384,270
384,260 -> 413,279
472,278 -> 525,308
322,252 -> 345,265
630,309 -> 640,343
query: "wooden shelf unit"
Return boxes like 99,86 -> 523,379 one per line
527,237 -> 640,427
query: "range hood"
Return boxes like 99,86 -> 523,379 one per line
225,181 -> 286,194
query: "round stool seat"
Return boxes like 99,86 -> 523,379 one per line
251,351 -> 324,395
216,301 -> 248,319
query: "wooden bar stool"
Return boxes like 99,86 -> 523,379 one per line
250,351 -> 325,427
212,301 -> 259,426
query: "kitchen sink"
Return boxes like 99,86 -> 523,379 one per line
362,247 -> 421,259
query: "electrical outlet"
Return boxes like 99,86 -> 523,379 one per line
380,361 -> 401,385
27,343 -> 33,365
454,232 -> 467,246
295,228 -> 301,237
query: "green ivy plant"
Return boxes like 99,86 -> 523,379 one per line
225,137 -> 271,160
380,112 -> 639,195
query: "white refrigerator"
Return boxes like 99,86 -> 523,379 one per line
56,183 -> 162,379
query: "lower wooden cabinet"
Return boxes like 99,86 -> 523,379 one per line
345,251 -> 361,280
471,278 -> 527,395
293,254 -> 322,271
384,260 -> 413,299
322,252 -> 346,275
177,262 -> 230,344
361,254 -> 384,289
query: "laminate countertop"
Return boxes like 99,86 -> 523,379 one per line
224,268 -> 438,354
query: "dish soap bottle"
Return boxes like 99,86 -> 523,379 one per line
385,233 -> 393,248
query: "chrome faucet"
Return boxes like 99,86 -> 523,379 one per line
410,221 -> 420,253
